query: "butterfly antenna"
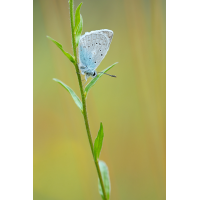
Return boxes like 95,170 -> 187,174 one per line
98,72 -> 117,77
98,72 -> 116,78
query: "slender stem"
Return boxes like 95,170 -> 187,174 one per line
69,1 -> 108,199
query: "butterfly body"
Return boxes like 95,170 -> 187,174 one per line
78,29 -> 113,81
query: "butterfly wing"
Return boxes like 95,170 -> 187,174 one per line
96,29 -> 113,47
78,30 -> 113,72
78,35 -> 96,71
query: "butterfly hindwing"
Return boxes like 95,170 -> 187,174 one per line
79,36 -> 96,70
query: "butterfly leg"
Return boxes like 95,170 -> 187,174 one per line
85,75 -> 87,82
82,80 -> 87,86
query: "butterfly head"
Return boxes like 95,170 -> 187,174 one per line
92,71 -> 97,78
85,70 -> 97,78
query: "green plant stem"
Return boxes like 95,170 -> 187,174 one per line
69,1 -> 108,199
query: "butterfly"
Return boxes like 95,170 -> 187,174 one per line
78,29 -> 114,81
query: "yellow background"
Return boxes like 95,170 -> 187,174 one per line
33,0 -> 166,199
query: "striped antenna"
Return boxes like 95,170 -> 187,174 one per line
98,72 -> 116,78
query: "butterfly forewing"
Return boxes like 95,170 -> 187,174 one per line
90,34 -> 109,70
98,29 -> 113,47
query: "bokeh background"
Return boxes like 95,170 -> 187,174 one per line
33,0 -> 166,199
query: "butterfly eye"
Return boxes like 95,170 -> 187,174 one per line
93,72 -> 96,76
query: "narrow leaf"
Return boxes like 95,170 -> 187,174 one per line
84,62 -> 118,98
98,160 -> 111,200
53,78 -> 83,112
76,14 -> 83,47
47,36 -> 75,64
93,122 -> 104,161
74,2 -> 83,32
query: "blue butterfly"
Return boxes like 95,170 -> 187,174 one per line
78,29 -> 113,81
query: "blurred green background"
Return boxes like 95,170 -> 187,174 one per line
33,0 -> 165,199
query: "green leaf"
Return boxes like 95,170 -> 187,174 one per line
98,160 -> 111,200
94,122 -> 104,161
53,78 -> 83,112
84,62 -> 118,98
75,14 -> 83,47
74,2 -> 82,32
47,36 -> 75,64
